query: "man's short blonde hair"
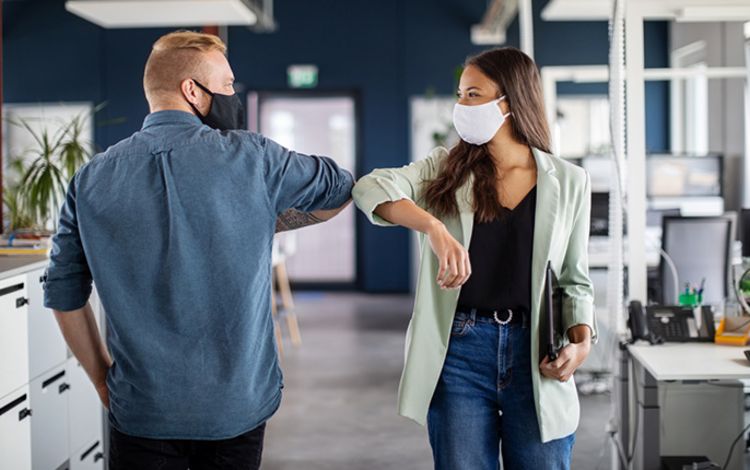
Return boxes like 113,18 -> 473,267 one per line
143,31 -> 227,102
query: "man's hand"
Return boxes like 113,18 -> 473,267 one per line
426,221 -> 471,290
53,303 -> 113,410
95,380 -> 110,410
539,325 -> 592,382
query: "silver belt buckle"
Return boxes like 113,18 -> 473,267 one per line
493,308 -> 513,325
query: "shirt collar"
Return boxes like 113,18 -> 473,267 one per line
142,110 -> 202,130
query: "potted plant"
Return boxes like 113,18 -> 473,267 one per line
4,108 -> 97,237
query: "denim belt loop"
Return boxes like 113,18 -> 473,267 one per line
469,308 -> 478,325
521,309 -> 530,329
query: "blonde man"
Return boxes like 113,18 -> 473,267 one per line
44,31 -> 353,469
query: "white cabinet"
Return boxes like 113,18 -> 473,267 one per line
0,384 -> 33,470
27,268 -> 68,380
660,381 -> 745,470
66,358 -> 103,454
0,275 -> 29,399
0,264 -> 106,470
70,437 -> 104,470
29,365 -> 70,470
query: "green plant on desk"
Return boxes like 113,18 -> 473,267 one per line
735,267 -> 750,313
4,110 -> 96,233
740,276 -> 750,298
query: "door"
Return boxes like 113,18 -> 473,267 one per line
0,384 -> 32,470
250,93 -> 358,285
30,365 -> 70,470
27,267 -> 68,380
70,437 -> 104,470
66,358 -> 102,455
0,274 -> 29,399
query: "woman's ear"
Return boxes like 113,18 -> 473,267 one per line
498,96 -> 511,115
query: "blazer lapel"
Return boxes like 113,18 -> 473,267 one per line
531,148 -> 560,315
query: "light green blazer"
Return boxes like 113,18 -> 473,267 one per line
352,146 -> 596,443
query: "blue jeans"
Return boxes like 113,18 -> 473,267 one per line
427,310 -> 575,470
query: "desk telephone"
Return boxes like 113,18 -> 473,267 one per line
628,301 -> 716,343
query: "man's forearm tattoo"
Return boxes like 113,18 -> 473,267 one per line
275,209 -> 325,233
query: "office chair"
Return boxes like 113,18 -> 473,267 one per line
271,234 -> 302,355
660,215 -> 734,306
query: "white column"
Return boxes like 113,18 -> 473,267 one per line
626,5 -> 648,302
540,68 -> 559,154
744,38 -> 750,207
519,0 -> 534,60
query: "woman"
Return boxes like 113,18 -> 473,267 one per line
352,47 -> 596,469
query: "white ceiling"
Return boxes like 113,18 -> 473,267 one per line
65,0 -> 258,28
542,0 -> 750,22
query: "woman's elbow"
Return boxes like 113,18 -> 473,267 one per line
311,199 -> 352,221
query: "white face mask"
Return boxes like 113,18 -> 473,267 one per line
452,96 -> 511,145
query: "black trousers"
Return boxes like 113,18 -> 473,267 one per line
109,423 -> 266,470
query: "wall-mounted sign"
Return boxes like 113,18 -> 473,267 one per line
287,65 -> 318,89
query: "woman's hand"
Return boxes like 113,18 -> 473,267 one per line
372,199 -> 471,289
426,221 -> 471,289
539,325 -> 592,382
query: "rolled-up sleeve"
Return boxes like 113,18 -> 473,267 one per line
352,147 -> 444,227
44,175 -> 92,311
261,136 -> 354,214
559,171 -> 597,342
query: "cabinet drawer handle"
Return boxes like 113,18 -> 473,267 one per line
81,441 -> 100,461
16,297 -> 29,308
0,394 -> 27,417
58,383 -> 71,394
0,282 -> 24,298
42,370 -> 66,389
18,407 -> 31,421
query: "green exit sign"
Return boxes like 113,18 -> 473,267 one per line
287,65 -> 319,89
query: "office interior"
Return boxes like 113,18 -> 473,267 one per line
2,0 -> 750,469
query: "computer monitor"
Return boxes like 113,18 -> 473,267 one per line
741,208 -> 750,257
646,154 -> 722,198
660,215 -> 734,306
590,192 -> 609,236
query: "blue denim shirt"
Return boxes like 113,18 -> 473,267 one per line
44,110 -> 354,439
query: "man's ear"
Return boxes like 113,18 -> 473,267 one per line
180,78 -> 198,106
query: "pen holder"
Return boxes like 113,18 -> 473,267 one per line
678,292 -> 702,307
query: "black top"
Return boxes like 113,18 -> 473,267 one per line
457,186 -> 537,311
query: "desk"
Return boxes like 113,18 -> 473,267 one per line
618,343 -> 750,470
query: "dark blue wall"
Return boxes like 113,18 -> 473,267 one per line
3,0 -> 670,292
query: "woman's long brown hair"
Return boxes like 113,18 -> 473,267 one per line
422,47 -> 552,223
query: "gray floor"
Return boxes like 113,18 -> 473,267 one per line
263,293 -> 613,470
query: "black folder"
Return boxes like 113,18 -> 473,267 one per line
543,261 -> 564,361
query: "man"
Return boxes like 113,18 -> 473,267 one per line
44,31 -> 353,469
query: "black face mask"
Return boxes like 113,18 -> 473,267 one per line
188,79 -> 246,131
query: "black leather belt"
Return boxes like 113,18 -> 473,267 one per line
458,307 -> 526,325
